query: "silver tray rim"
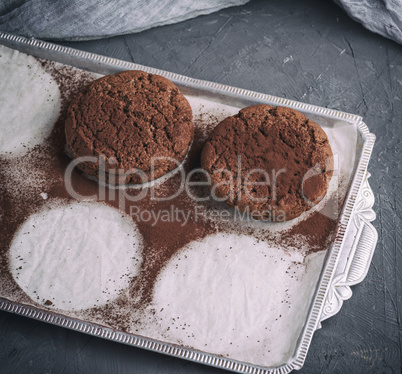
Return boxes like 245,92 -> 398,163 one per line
0,32 -> 377,374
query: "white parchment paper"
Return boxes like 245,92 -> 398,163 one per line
0,44 -> 359,369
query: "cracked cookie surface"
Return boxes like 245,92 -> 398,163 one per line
65,70 -> 193,184
201,105 -> 333,221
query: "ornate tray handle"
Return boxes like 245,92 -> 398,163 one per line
320,173 -> 377,323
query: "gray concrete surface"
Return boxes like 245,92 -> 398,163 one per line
1,0 -> 401,372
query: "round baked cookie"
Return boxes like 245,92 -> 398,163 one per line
65,70 -> 193,184
201,105 -> 333,222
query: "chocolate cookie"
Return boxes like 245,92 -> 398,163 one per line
65,70 -> 193,184
201,105 -> 333,222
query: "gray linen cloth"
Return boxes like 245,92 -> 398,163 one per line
0,0 -> 401,44
0,0 -> 249,41
335,0 -> 402,44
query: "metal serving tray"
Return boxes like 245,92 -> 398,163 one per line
0,32 -> 377,374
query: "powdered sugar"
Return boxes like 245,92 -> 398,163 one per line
143,232 -> 325,366
9,200 -> 143,311
0,45 -> 61,158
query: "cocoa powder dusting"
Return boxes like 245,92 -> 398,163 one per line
201,104 -> 334,222
64,70 -> 194,184
282,203 -> 338,253
0,60 -> 342,331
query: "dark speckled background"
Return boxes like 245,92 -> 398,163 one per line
0,0 -> 401,372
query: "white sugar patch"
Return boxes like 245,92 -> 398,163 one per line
0,45 -> 61,158
9,201 -> 143,311
145,233 -> 325,367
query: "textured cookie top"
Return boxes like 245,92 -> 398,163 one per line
201,105 -> 333,221
65,70 -> 193,181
